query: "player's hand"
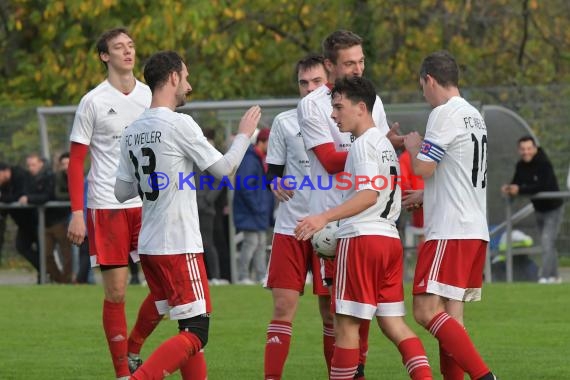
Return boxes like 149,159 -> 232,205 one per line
67,211 -> 86,245
295,214 -> 327,241
237,105 -> 262,137
500,184 -> 510,195
402,189 -> 424,211
403,131 -> 423,153
270,176 -> 294,202
387,121 -> 404,149
18,195 -> 28,205
508,184 -> 519,195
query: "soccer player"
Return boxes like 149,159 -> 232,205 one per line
295,76 -> 433,380
114,50 -> 260,379
263,53 -> 331,379
297,29 -> 396,378
404,51 -> 498,380
66,28 -> 162,379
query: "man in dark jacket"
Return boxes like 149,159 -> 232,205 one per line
501,136 -> 564,284
0,161 -> 38,272
233,128 -> 274,284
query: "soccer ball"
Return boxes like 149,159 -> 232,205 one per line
311,222 -> 339,259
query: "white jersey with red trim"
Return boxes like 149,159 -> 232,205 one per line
336,127 -> 401,239
116,107 -> 223,255
297,84 -> 390,215
417,96 -> 489,241
266,109 -> 311,235
70,79 -> 150,209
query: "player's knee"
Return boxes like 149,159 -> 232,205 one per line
178,314 -> 210,348
412,306 -> 432,328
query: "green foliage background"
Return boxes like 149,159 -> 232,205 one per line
1,0 -> 569,105
0,0 -> 568,176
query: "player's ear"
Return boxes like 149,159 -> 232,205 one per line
323,58 -> 334,75
99,52 -> 110,63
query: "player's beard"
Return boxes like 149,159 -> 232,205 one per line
176,92 -> 187,107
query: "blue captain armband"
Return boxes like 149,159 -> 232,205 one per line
420,140 -> 445,163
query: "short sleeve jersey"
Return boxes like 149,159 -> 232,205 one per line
297,84 -> 390,215
417,96 -> 489,241
116,107 -> 223,255
70,79 -> 151,209
336,127 -> 401,239
266,109 -> 311,236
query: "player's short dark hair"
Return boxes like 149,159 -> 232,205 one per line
322,30 -> 362,64
295,53 -> 325,76
96,27 -> 132,67
420,50 -> 459,88
59,152 -> 70,162
518,135 -> 536,146
0,162 -> 9,171
331,76 -> 376,113
143,51 -> 184,93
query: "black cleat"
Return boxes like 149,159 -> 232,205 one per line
354,363 -> 365,379
128,355 -> 143,374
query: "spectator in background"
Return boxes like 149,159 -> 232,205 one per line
197,128 -> 228,285
0,162 -> 39,275
233,127 -> 273,284
44,152 -> 73,283
501,136 -> 565,284
25,153 -> 72,283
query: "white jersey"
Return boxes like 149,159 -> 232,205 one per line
297,84 -> 390,215
336,128 -> 401,239
266,109 -> 311,236
116,107 -> 223,255
417,96 -> 489,241
70,79 -> 150,209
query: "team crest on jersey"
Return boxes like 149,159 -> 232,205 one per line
296,131 -> 302,137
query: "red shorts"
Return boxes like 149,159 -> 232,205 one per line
87,208 -> 141,267
265,233 -> 328,295
413,239 -> 487,301
332,236 -> 405,320
323,258 -> 335,286
140,253 -> 211,320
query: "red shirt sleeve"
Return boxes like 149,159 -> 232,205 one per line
312,142 -> 348,174
68,142 -> 89,211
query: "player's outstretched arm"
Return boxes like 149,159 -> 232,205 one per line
386,121 -> 405,149
207,106 -> 262,179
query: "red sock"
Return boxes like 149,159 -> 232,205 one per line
427,313 -> 489,379
330,346 -> 359,380
180,349 -> 207,380
128,294 -> 162,355
358,319 -> 370,366
102,300 -> 129,377
323,323 -> 335,374
440,344 -> 464,380
131,331 -> 202,380
397,337 -> 432,380
264,320 -> 292,380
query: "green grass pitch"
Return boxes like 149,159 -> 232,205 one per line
0,283 -> 568,379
